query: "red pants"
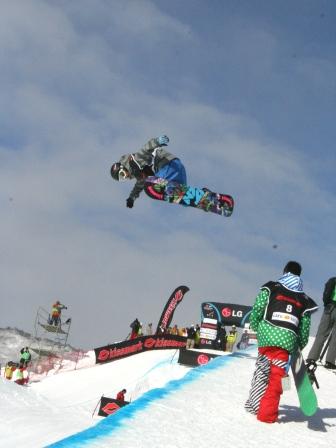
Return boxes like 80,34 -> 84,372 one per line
130,331 -> 138,339
257,347 -> 289,423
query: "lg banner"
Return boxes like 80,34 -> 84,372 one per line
201,302 -> 252,327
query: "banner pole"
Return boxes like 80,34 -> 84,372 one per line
92,395 -> 103,418
170,349 -> 178,364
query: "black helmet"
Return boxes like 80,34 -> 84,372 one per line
111,163 -> 121,181
283,261 -> 302,276
110,163 -> 129,181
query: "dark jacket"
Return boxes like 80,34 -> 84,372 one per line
187,327 -> 196,339
130,319 -> 140,333
116,391 -> 125,402
322,277 -> 336,307
119,138 -> 177,200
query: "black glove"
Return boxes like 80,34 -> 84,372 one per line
126,197 -> 134,208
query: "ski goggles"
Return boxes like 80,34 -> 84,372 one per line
118,166 -> 129,181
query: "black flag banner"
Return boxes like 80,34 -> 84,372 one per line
178,349 -> 219,367
156,286 -> 190,334
98,396 -> 129,417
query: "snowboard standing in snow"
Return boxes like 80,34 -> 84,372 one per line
291,349 -> 318,416
144,176 -> 234,217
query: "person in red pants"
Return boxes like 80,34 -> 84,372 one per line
245,261 -> 318,423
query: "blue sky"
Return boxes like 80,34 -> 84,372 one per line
1,0 -> 335,349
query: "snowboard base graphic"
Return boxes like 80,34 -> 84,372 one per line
144,176 -> 234,217
291,349 -> 318,417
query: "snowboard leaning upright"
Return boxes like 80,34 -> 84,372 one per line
144,176 -> 234,217
291,349 -> 318,416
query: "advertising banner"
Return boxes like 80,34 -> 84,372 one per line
98,396 -> 129,417
199,317 -> 218,349
156,286 -> 190,334
178,349 -> 219,367
201,302 -> 252,328
94,335 -> 187,364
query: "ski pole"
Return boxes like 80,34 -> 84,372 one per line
319,330 -> 333,363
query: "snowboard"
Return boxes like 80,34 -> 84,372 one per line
144,176 -> 234,217
291,349 -> 318,417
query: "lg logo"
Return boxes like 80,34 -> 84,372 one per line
221,308 -> 243,318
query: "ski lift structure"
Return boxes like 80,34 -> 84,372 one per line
30,306 -> 72,373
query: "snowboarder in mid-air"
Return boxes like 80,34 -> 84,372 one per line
110,135 -> 187,208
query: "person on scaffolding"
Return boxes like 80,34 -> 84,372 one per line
50,300 -> 67,326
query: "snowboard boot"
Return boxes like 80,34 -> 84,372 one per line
324,361 -> 336,370
305,359 -> 316,367
306,360 -> 319,388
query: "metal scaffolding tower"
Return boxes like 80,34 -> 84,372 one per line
30,306 -> 72,373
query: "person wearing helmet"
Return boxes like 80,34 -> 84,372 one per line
51,300 -> 67,326
110,136 -> 187,208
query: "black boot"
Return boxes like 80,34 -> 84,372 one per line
325,361 -> 336,370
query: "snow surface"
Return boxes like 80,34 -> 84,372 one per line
0,339 -> 335,448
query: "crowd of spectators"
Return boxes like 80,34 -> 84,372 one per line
128,318 -> 244,352
129,318 -> 201,345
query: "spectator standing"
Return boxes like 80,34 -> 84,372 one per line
137,322 -> 143,337
238,330 -> 250,349
194,324 -> 201,348
4,362 -> 16,380
14,362 -> 26,385
177,327 -> 184,337
146,323 -> 153,335
216,323 -> 227,351
20,347 -> 31,367
130,318 -> 140,339
51,300 -> 67,326
245,261 -> 317,423
306,276 -> 336,370
186,326 -> 196,349
226,329 -> 237,352
116,389 -> 127,402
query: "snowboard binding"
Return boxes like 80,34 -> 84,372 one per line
306,360 -> 319,389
